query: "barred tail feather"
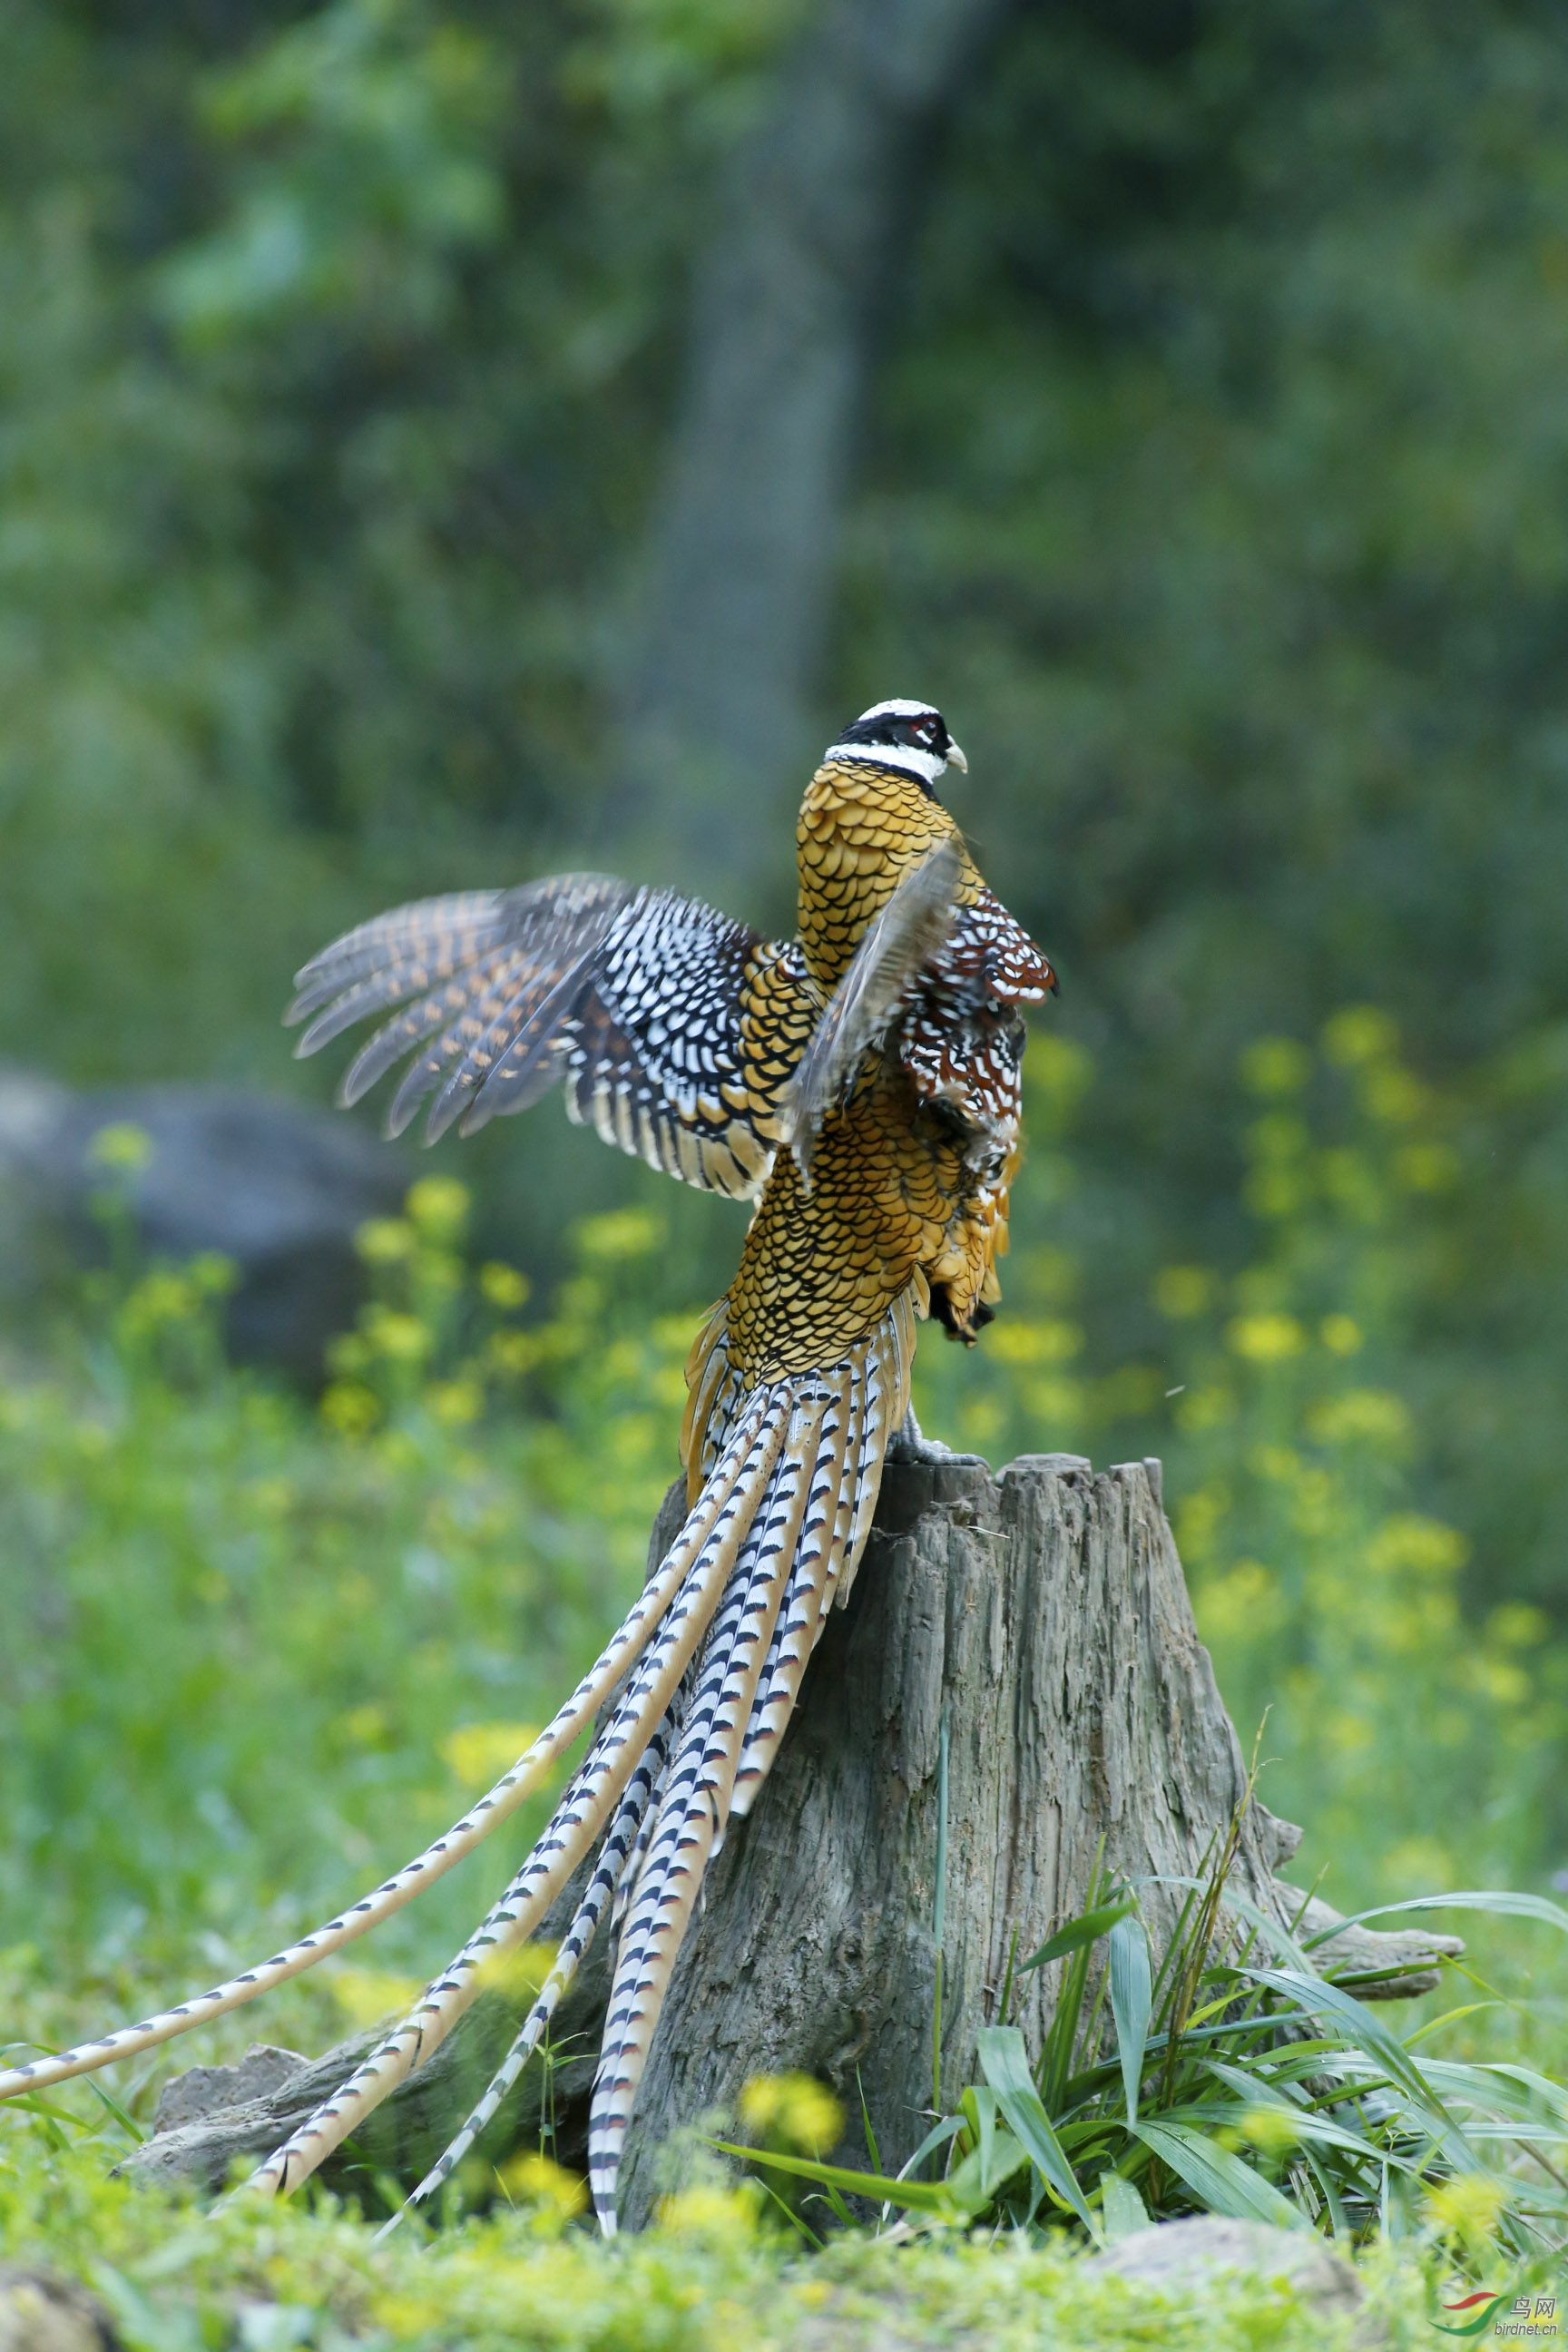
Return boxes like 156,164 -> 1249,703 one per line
585,1303 -> 912,2231
390,1715 -> 677,2227
0,1393 -> 774,2106
244,1406 -> 789,2198
587,1403 -> 819,2230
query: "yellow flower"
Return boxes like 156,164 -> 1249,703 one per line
654,2184 -> 759,2239
364,1307 -> 432,1362
439,1721 -> 540,1787
1243,1165 -> 1304,1220
1319,1314 -> 1363,1356
122,1271 -> 198,1331
1239,2106 -> 1302,2157
1196,1561 -> 1289,1646
1361,1063 -> 1426,1123
426,1378 -> 482,1426
574,1207 -> 665,1263
337,1704 -> 389,1749
355,1217 -> 413,1265
1024,1033 -> 1093,1106
474,1943 -> 559,2005
88,1121 -> 153,1173
485,1330 -> 536,1377
1227,1312 -> 1307,1363
1152,1265 -> 1214,1319
986,1318 -> 1083,1365
1488,1602 -> 1549,1650
738,2072 -> 844,2154
330,1968 -> 423,2028
1395,1142 -> 1459,1192
406,1175 -> 471,1238
1175,1385 -> 1234,1434
320,1379 -> 380,1436
1365,1514 -> 1468,1578
479,1260 -> 530,1309
1425,2172 -> 1508,2252
1322,1005 -> 1398,1066
1306,1389 -> 1411,1449
495,2151 -> 587,2219
1240,1037 -> 1310,1097
189,1250 -> 237,1295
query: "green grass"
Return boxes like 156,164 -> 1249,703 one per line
0,2119 -> 1468,2352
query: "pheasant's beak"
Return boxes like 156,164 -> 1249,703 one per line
946,739 -> 968,773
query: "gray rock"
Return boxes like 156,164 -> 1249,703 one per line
0,2269 -> 122,2352
1091,2216 -> 1367,2321
0,1069 -> 405,1377
152,2043 -> 310,2136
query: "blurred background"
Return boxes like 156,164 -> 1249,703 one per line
2,0 -> 1566,2053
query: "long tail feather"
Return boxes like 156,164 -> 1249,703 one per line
586,1388 -> 829,2230
0,1395 -> 773,2105
726,1361 -> 862,1826
242,1397 -> 791,2198
388,1713 -> 676,2227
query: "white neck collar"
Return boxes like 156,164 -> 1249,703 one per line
822,740 -> 946,790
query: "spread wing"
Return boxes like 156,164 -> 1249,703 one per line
285,875 -> 800,1198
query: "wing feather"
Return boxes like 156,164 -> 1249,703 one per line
287,873 -> 802,1191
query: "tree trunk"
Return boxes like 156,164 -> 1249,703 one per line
130,1451 -> 1460,2214
612,0 -> 1017,905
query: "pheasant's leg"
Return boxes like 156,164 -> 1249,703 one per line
887,1401 -> 983,1466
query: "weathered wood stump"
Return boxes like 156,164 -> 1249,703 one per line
132,1451 -> 1459,2215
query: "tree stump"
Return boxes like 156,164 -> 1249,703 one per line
131,1452 -> 1460,2215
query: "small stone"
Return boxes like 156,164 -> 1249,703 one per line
1091,2216 -> 1367,2323
0,2269 -> 122,2352
152,2043 -> 309,2136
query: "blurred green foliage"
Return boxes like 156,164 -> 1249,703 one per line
0,2110 -> 1464,2352
0,1177 -> 691,1977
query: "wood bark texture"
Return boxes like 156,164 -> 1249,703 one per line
130,1451 -> 1459,2217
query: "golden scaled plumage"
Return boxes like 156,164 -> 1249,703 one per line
706,751 -> 1012,1410
796,757 -> 981,989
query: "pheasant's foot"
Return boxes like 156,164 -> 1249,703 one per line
887,1404 -> 985,1466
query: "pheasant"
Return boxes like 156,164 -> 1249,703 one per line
0,700 -> 1057,2230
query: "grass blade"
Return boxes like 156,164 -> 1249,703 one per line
976,2024 -> 1099,2234
1130,2118 -> 1308,2231
704,2140 -> 957,2214
1108,1911 -> 1152,2126
1019,1900 -> 1134,1974
1310,1890 -> 1568,1939
1101,2171 -> 1152,2241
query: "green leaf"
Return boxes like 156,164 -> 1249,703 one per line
948,2125 -> 1030,2210
1130,2119 -> 1308,2231
703,2140 -> 956,2214
1101,2171 -> 1152,2242
1200,2062 -> 1399,2167
975,2024 -> 1099,2235
1318,1890 -> 1568,1939
1108,1911 -> 1152,2125
1239,1966 -> 1473,2159
1018,1900 -> 1134,1973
